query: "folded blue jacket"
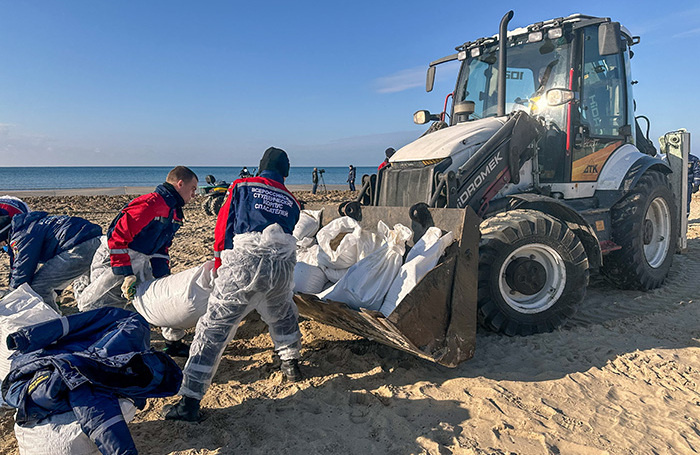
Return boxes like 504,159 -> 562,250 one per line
1,307 -> 182,455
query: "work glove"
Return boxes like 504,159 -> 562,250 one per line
121,275 -> 138,301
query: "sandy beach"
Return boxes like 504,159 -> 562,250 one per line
1,191 -> 700,455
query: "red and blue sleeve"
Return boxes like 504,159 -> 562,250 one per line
108,196 -> 163,276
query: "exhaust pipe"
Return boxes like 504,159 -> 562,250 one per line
498,10 -> 514,117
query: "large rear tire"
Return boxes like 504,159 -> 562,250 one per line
211,194 -> 226,215
478,209 -> 590,336
601,170 -> 677,290
203,197 -> 215,216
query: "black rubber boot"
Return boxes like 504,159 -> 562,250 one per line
163,340 -> 190,358
280,359 -> 303,382
163,396 -> 201,422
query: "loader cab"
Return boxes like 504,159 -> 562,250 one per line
450,16 -> 636,186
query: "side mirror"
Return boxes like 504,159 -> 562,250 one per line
414,110 -> 431,125
413,110 -> 441,125
599,22 -> 621,56
426,66 -> 436,92
546,88 -> 575,106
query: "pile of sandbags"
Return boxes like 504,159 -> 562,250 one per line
318,221 -> 411,311
379,227 -> 455,316
291,213 -> 455,315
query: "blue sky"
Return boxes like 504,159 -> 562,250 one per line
0,0 -> 698,166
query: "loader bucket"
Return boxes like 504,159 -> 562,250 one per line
293,205 -> 480,367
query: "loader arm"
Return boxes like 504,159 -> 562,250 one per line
455,111 -> 542,216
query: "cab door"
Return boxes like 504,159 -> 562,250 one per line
570,25 -> 628,182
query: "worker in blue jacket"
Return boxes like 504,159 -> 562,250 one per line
688,154 -> 700,215
0,212 -> 102,311
1,307 -> 182,455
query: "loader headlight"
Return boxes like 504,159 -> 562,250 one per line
547,28 -> 563,39
528,31 -> 543,43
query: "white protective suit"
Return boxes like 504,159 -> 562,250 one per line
179,224 -> 300,400
76,236 -> 156,312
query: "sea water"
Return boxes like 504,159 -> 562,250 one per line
0,166 -> 377,190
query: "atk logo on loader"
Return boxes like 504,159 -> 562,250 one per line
584,164 -> 599,174
457,151 -> 504,207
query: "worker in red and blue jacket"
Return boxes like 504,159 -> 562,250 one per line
165,147 -> 302,422
0,211 -> 101,311
77,167 -> 198,325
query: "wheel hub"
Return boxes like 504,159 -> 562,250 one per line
505,257 -> 547,296
643,218 -> 654,245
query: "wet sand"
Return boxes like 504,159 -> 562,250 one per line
1,192 -> 700,454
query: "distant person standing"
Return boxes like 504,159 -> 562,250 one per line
347,165 -> 356,191
239,167 -> 252,179
311,168 -> 319,194
688,154 -> 700,216
378,147 -> 395,171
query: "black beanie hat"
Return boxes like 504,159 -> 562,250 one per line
0,215 -> 11,243
259,147 -> 290,178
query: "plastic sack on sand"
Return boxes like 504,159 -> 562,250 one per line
132,261 -> 215,330
380,228 -> 455,316
0,284 -> 60,382
293,209 -> 324,242
13,398 -> 136,455
316,216 -> 381,270
319,222 -> 412,311
294,262 -> 329,294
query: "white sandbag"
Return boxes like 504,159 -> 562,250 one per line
296,243 -> 320,267
293,208 -> 323,241
0,284 -> 60,382
322,266 -> 349,284
14,398 -> 137,455
293,262 -> 329,294
297,236 -> 316,249
77,237 -> 155,312
319,223 -> 412,311
316,217 -> 381,270
132,261 -> 215,330
380,229 -> 455,316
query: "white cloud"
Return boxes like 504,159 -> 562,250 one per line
672,27 -> 700,39
373,66 -> 427,94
